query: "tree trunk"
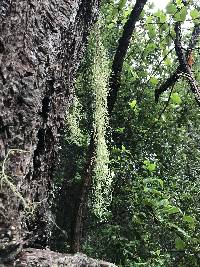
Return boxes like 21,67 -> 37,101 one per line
0,0 -> 99,264
70,136 -> 95,253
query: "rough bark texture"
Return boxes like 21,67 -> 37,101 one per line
0,0 -> 99,264
70,137 -> 95,253
2,248 -> 116,267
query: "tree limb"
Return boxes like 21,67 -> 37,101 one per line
174,22 -> 200,105
108,0 -> 148,115
155,23 -> 200,104
155,68 -> 180,102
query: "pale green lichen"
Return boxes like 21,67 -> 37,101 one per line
66,95 -> 84,146
66,23 -> 113,219
0,149 -> 38,214
89,26 -> 113,219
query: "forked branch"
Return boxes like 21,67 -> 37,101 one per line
155,22 -> 200,105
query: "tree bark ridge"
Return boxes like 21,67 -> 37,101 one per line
0,0 -> 99,262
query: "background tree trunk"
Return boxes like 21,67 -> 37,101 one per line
0,0 -> 99,263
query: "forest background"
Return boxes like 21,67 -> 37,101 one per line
56,0 -> 200,266
0,0 -> 200,266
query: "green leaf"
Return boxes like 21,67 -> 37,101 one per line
170,29 -> 176,39
157,179 -> 164,188
144,43 -> 157,55
118,0 -> 126,10
148,164 -> 156,172
155,250 -> 160,256
171,92 -> 182,105
166,3 -> 177,14
179,6 -> 187,21
183,215 -> 195,224
147,25 -> 156,38
146,16 -> 153,24
176,0 -> 184,8
143,160 -> 157,172
129,99 -> 137,110
164,58 -> 172,66
174,7 -> 187,22
121,144 -> 126,151
107,23 -> 115,29
158,199 -> 169,207
169,223 -> 190,237
190,9 -> 200,20
144,178 -> 164,188
140,10 -> 145,19
174,12 -> 181,22
115,127 -> 125,133
150,77 -> 159,85
123,8 -> 131,18
164,206 -> 181,214
155,11 -> 166,23
175,237 -> 186,250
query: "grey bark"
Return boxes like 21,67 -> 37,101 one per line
3,248 -> 116,267
0,0 -> 99,264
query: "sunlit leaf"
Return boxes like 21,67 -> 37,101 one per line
150,77 -> 159,85
129,99 -> 137,110
171,92 -> 182,105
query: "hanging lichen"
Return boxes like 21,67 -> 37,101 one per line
66,95 -> 84,146
65,22 -> 113,219
89,25 -> 113,219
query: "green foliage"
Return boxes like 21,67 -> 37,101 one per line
58,0 -> 200,265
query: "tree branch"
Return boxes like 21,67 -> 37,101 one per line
188,24 -> 200,52
108,0 -> 148,115
174,22 -> 200,105
155,23 -> 200,104
155,68 -> 180,102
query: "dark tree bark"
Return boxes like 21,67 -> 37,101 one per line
0,0 -> 99,264
70,136 -> 95,253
